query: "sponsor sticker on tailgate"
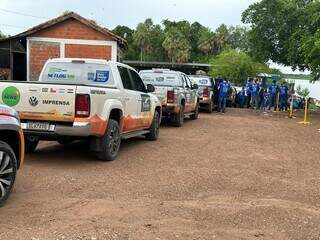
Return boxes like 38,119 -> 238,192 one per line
2,86 -> 20,107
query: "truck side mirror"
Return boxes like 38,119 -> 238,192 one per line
146,84 -> 155,93
192,83 -> 199,90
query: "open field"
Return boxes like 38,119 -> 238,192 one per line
1,109 -> 320,240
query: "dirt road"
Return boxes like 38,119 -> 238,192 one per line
1,109 -> 320,240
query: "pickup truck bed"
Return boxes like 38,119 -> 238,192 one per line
0,58 -> 162,161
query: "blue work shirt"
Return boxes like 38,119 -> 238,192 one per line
238,89 -> 245,97
219,81 -> 230,97
246,82 -> 252,95
280,86 -> 288,98
269,83 -> 278,96
251,82 -> 260,96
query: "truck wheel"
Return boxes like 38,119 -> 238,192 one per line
207,100 -> 213,113
25,136 -> 39,153
145,111 -> 160,141
173,105 -> 184,127
0,141 -> 17,207
97,119 -> 121,161
190,102 -> 199,120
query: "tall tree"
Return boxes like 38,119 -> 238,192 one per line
113,25 -> 139,60
242,0 -> 320,80
133,19 -> 165,61
209,49 -> 281,85
162,27 -> 191,63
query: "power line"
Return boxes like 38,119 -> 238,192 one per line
0,23 -> 27,29
0,8 -> 47,19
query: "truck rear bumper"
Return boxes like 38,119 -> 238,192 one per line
22,122 -> 92,138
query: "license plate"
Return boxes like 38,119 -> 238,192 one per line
26,122 -> 52,131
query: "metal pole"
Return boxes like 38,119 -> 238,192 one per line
298,98 -> 311,125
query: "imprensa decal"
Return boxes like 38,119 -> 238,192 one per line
2,86 -> 20,107
141,94 -> 151,112
43,100 -> 70,106
90,89 -> 106,95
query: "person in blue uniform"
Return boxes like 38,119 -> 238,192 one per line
279,82 -> 289,111
218,79 -> 231,113
245,78 -> 253,108
237,87 -> 246,108
268,80 -> 279,111
251,79 -> 260,110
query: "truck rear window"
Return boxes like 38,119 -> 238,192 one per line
41,62 -> 115,86
189,76 -> 212,87
140,72 -> 182,87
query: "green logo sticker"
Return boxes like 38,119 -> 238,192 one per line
2,86 -> 21,106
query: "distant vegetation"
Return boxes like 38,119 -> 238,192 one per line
112,0 -> 319,82
283,74 -> 312,80
242,0 -> 320,81
112,19 -> 279,84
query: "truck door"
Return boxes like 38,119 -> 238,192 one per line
128,69 -> 152,129
182,74 -> 193,113
117,66 -> 142,132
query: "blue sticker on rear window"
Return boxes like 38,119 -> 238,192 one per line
199,79 -> 208,85
95,70 -> 109,82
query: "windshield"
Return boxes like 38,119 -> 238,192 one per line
41,62 -> 115,86
140,72 -> 182,87
189,76 -> 212,87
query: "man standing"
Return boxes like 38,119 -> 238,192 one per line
269,80 -> 279,111
218,79 -> 230,113
251,79 -> 260,110
246,78 -> 253,108
237,86 -> 246,108
279,82 -> 289,111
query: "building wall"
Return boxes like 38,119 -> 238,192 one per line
65,44 -> 111,59
27,19 -> 118,81
29,41 -> 60,81
32,19 -> 113,41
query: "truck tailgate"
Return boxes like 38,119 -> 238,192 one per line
154,86 -> 172,105
0,81 -> 76,122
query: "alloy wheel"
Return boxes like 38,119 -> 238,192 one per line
108,125 -> 120,155
0,150 -> 14,199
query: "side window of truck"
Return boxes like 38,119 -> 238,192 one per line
129,69 -> 147,93
182,75 -> 190,89
186,76 -> 193,89
118,66 -> 134,90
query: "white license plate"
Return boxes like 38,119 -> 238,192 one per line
26,122 -> 52,131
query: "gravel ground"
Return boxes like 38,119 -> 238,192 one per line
1,109 -> 320,240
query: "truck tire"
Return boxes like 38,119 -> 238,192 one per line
145,111 -> 160,140
173,105 -> 184,127
25,136 -> 39,153
190,102 -> 199,120
97,119 -> 121,161
0,141 -> 17,207
207,100 -> 213,113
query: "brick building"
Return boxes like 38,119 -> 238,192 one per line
0,12 -> 127,81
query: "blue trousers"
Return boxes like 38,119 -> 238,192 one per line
219,96 -> 227,112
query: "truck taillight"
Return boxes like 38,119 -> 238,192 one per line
203,87 -> 209,97
167,90 -> 174,103
75,94 -> 90,117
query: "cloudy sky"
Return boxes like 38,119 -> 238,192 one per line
0,0 -> 307,74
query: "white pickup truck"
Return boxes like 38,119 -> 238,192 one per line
140,69 -> 199,127
0,58 -> 162,161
